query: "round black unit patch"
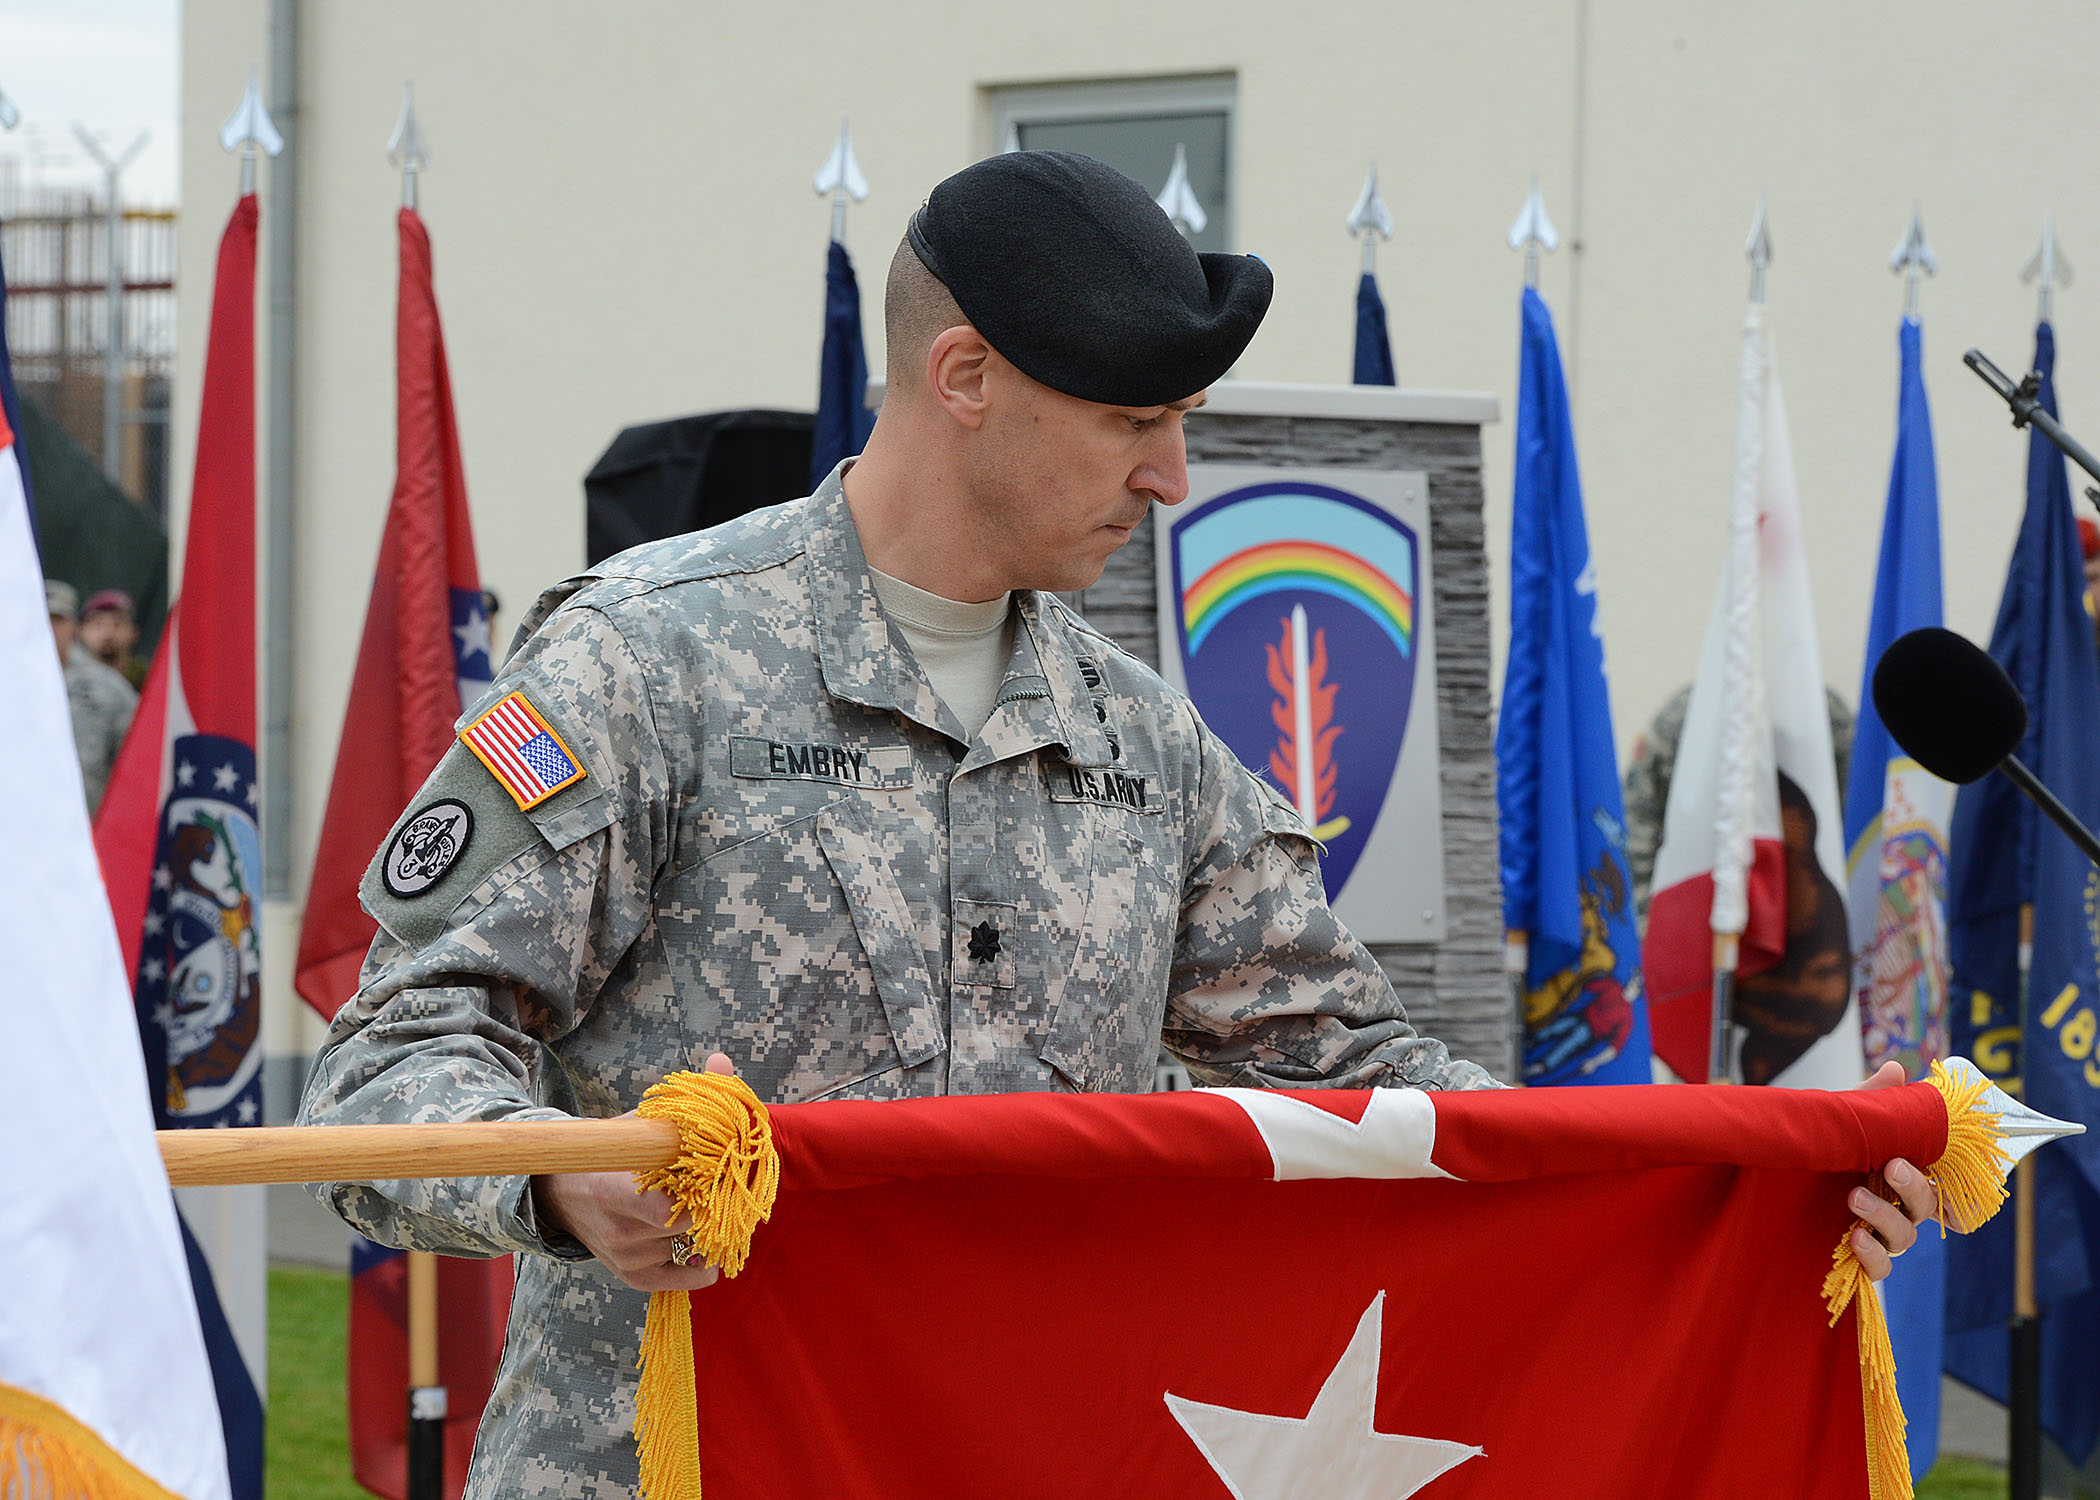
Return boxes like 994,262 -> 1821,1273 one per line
383,799 -> 475,898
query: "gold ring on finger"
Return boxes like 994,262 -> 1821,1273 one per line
669,1232 -> 694,1268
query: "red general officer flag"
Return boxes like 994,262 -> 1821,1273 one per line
291,205 -> 506,1500
630,1067 -> 2017,1500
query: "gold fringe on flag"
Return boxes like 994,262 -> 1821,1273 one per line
0,1382 -> 188,1500
1822,1060 -> 2014,1500
631,1070 -> 781,1500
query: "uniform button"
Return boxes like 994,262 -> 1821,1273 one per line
967,920 -> 1001,963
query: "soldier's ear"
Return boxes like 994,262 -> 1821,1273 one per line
926,326 -> 992,430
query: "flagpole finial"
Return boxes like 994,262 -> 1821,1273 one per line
1346,164 -> 1394,276
1506,175 -> 1559,290
218,65 -> 283,196
1941,1058 -> 2088,1167
2021,213 -> 2073,325
813,116 -> 869,245
1888,204 -> 1938,321
0,88 -> 19,132
387,83 -> 430,211
1156,142 -> 1207,239
1745,195 -> 1773,305
1001,122 -> 1022,155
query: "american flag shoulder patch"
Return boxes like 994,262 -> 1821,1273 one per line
460,691 -> 588,811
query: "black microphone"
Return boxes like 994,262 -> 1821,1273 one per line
1871,626 -> 2100,867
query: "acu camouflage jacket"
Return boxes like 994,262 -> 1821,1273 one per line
299,471 -> 1493,1499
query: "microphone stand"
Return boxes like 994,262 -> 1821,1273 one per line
1965,349 -> 2100,515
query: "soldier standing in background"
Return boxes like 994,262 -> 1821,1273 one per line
78,588 -> 147,688
47,578 -> 138,814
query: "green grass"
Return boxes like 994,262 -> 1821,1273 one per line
1917,1456 -> 2009,1498
263,1263 -> 2018,1499
267,1266 -> 366,1500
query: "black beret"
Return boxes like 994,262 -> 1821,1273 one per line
907,151 -> 1272,408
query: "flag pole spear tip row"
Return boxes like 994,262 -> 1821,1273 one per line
1505,175 -> 1559,290
813,116 -> 869,245
1156,142 -> 1207,240
2020,212 -> 2072,325
1346,164 -> 1393,277
217,64 -> 282,197
1888,204 -> 1937,321
1745,194 -> 1773,305
387,83 -> 430,212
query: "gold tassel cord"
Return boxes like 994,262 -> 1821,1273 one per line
631,1070 -> 781,1500
1823,1060 -> 2014,1500
0,1383 -> 189,1500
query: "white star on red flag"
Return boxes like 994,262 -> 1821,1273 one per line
1166,1292 -> 1481,1499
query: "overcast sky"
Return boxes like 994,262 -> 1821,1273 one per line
2,0 -> 181,206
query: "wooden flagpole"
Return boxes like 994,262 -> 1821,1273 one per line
157,1116 -> 679,1187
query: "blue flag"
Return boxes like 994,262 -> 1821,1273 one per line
1841,315 -> 1951,1475
811,238 -> 875,489
1353,272 -> 1395,386
1943,321 -> 2100,1464
1497,287 -> 1651,1085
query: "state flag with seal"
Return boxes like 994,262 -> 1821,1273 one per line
92,188 -> 266,1500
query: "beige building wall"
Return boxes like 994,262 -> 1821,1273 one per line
176,1 -> 2100,1080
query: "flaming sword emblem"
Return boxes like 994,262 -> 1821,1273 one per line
1267,605 -> 1351,840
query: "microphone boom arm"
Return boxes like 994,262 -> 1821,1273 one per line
2000,753 -> 2100,868
1964,349 -> 2100,510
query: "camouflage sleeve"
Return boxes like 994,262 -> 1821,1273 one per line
1162,716 -> 1500,1092
296,596 -> 670,1259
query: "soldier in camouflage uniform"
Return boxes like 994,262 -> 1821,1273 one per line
302,154 -> 1920,1499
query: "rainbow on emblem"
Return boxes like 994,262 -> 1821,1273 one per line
1173,486 -> 1416,660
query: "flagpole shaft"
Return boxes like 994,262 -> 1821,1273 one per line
157,1116 -> 681,1186
1504,929 -> 1528,1087
1709,932 -> 1740,1084
409,1251 -> 439,1386
2010,902 -> 2041,1500
407,1250 -> 445,1500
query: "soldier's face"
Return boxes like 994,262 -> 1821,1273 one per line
972,365 -> 1202,592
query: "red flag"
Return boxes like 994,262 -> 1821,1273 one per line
634,1073 -> 2004,1500
291,206 -> 506,1500
295,206 -> 493,1014
91,192 -> 266,1495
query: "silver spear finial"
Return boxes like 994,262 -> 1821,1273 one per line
1888,204 -> 1938,321
1745,195 -> 1773,305
1156,142 -> 1207,239
813,116 -> 869,245
218,65 -> 283,195
2022,213 -> 2073,325
1506,175 -> 1559,290
387,83 -> 430,211
1347,164 -> 1394,276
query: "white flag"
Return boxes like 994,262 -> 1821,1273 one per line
0,419 -> 230,1498
1644,305 -> 1865,1088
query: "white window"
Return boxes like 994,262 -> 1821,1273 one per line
987,76 -> 1237,255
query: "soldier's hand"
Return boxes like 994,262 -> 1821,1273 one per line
531,1052 -> 739,1292
1846,1060 -> 1939,1282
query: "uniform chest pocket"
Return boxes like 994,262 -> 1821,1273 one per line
660,793 -> 944,1105
1035,801 -> 1180,1092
